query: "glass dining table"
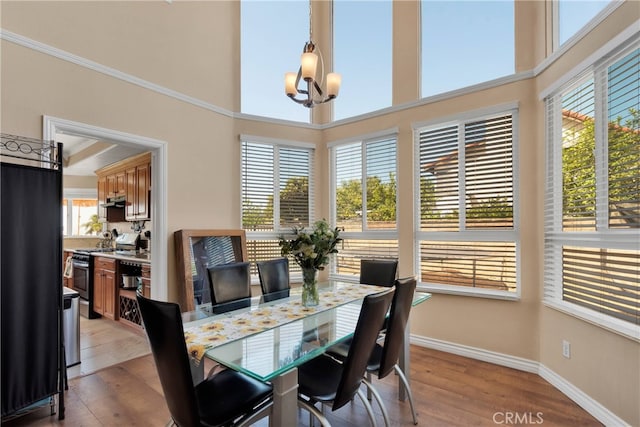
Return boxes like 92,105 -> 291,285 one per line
182,280 -> 431,427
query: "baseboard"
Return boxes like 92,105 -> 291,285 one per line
411,335 -> 629,427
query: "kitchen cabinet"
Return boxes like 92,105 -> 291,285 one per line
125,161 -> 150,221
63,251 -> 74,289
93,257 -> 117,320
107,172 -> 125,198
97,176 -> 107,220
141,263 -> 151,298
96,152 -> 151,223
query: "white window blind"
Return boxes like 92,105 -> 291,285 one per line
241,139 -> 314,273
331,134 -> 398,279
544,40 -> 639,337
416,110 -> 518,295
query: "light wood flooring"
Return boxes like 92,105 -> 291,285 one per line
3,346 -> 602,426
66,316 -> 150,380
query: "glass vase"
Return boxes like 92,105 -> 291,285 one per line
301,266 -> 319,307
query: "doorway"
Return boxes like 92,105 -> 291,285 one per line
44,116 -> 167,375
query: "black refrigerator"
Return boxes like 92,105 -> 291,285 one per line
1,133 -> 65,420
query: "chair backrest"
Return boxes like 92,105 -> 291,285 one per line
256,257 -> 290,295
378,277 -> 417,379
208,261 -> 251,306
359,259 -> 398,287
136,294 -> 200,427
333,287 -> 395,411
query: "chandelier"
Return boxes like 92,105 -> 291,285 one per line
284,1 -> 341,108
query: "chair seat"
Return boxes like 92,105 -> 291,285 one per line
327,339 -> 385,373
195,369 -> 273,426
298,354 -> 344,403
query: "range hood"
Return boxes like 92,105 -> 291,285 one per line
101,195 -> 126,208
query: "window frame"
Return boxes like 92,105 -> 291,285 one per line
63,188 -> 99,238
543,39 -> 640,341
413,104 -> 521,300
240,134 -> 316,282
329,129 -> 399,281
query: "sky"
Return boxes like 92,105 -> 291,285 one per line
241,0 -> 612,124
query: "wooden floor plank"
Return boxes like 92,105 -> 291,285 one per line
2,346 -> 603,426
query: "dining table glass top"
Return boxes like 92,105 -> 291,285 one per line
182,280 -> 431,382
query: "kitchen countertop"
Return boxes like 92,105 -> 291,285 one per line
94,251 -> 151,264
69,248 -> 151,264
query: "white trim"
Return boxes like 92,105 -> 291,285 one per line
234,112 -> 321,130
326,127 -> 399,148
412,102 -> 519,131
543,300 -> 640,343
1,29 -> 233,119
548,1 -> 624,70
411,336 -> 630,427
0,27 -> 534,131
239,134 -> 316,150
327,71 -> 532,129
538,365 -> 632,427
416,284 -> 520,301
43,116 -> 169,302
538,20 -> 639,99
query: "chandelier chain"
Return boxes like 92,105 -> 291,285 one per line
308,0 -> 313,42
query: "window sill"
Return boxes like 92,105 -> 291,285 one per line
543,299 -> 640,343
417,283 -> 520,301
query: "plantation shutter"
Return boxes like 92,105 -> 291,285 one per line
279,147 -> 312,228
365,138 -> 397,228
562,247 -> 639,325
544,41 -> 640,335
242,141 -> 274,231
241,138 -> 314,269
416,111 -> 517,293
418,125 -> 459,231
561,77 -> 596,231
465,115 -> 514,229
607,48 -> 640,229
335,142 -> 363,232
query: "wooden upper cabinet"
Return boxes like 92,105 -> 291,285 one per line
98,176 -> 107,221
136,162 -> 150,220
96,152 -> 151,222
125,161 -> 150,221
125,167 -> 137,219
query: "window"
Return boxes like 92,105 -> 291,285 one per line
241,0 -> 310,123
415,108 -> 518,297
544,41 -> 639,338
63,189 -> 99,237
334,0 -> 392,120
330,133 -> 398,279
556,0 -> 611,49
421,0 -> 514,98
241,136 -> 315,276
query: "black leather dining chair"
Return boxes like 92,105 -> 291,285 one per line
256,257 -> 290,298
296,287 -> 396,427
207,262 -> 252,313
326,277 -> 419,425
136,294 -> 273,427
359,259 -> 398,287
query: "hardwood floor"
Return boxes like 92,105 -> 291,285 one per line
3,346 -> 602,426
66,316 -> 150,380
